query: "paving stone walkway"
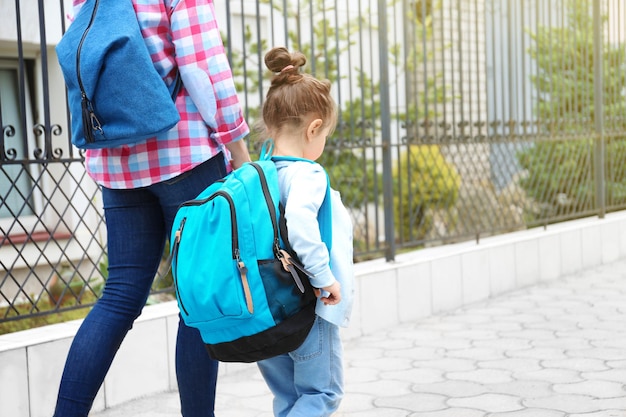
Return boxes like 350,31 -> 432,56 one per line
92,259 -> 626,416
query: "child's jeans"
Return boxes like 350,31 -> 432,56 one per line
257,316 -> 344,417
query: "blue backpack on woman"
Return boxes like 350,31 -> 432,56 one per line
56,0 -> 181,149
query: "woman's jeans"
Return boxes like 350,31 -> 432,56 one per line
53,154 -> 227,417
257,316 -> 344,417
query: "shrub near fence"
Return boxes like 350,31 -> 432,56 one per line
518,135 -> 626,225
395,145 -> 461,243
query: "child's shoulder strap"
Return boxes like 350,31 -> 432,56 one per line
259,140 -> 332,252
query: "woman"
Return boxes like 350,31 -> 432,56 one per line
53,1 -> 250,416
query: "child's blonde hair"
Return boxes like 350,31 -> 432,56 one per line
262,47 -> 337,136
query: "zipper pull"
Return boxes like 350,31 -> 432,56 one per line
80,93 -> 102,143
235,249 -> 248,275
90,112 -> 103,134
276,248 -> 292,272
170,218 -> 189,315
169,218 -> 186,275
236,249 -> 254,314
277,249 -> 306,293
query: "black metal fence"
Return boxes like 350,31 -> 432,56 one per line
1,0 -> 625,326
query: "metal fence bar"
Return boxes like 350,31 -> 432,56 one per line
593,0 -> 605,217
377,0 -> 395,262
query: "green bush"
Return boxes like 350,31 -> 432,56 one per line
517,137 -> 626,221
394,145 -> 460,241
517,139 -> 593,219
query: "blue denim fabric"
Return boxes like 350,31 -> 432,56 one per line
53,154 -> 227,417
257,317 -> 344,417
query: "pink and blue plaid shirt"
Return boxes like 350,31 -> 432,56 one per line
72,0 -> 249,189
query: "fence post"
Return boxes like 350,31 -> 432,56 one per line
377,0 -> 395,261
593,0 -> 605,218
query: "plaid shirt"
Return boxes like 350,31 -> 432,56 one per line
72,0 -> 249,189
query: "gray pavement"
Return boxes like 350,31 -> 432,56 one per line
92,259 -> 626,417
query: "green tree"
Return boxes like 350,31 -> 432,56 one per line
520,0 -> 626,220
526,0 -> 626,133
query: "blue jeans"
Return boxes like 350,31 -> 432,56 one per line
257,317 -> 344,417
53,154 -> 227,417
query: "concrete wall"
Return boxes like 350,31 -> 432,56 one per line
2,211 -> 626,417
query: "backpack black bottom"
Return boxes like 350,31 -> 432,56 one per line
205,303 -> 317,363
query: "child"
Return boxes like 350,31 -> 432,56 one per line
257,46 -> 354,417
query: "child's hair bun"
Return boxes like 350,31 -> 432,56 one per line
265,47 -> 306,75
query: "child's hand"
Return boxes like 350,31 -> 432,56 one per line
319,281 -> 341,305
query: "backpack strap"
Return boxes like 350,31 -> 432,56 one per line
259,139 -> 274,160
169,70 -> 182,100
259,139 -> 332,253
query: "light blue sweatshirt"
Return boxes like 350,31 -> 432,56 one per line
274,160 -> 354,327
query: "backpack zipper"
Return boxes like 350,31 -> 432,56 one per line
214,191 -> 254,314
76,0 -> 103,143
172,217 -> 188,315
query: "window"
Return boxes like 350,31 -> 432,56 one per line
0,60 -> 41,233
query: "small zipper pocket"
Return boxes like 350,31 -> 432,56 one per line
174,191 -> 254,315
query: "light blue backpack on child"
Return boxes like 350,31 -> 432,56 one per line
170,145 -> 331,362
